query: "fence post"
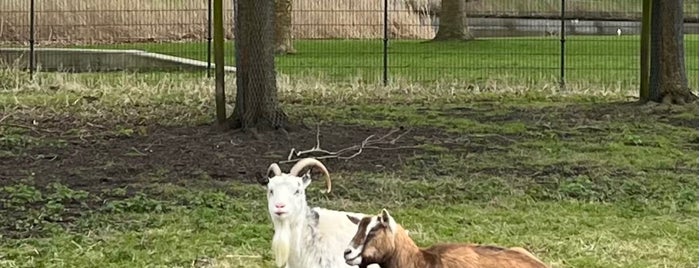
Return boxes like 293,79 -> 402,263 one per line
639,0 -> 651,100
559,0 -> 566,90
382,0 -> 388,86
207,0 -> 213,78
213,0 -> 227,125
29,0 -> 36,78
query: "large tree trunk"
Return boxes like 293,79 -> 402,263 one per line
433,0 -> 473,41
229,0 -> 290,132
646,0 -> 697,104
274,0 -> 296,55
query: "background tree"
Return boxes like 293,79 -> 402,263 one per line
274,0 -> 296,54
229,0 -> 290,133
433,0 -> 473,41
645,0 -> 697,104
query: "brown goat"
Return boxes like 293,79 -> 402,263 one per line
343,209 -> 549,268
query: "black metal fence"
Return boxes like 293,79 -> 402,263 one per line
0,0 -> 697,89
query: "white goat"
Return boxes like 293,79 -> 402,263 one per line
257,158 -> 380,268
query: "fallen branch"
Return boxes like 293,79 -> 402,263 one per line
280,126 -> 414,164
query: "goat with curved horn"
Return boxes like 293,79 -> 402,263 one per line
259,158 -> 378,268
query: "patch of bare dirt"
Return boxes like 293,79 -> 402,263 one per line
0,123 -> 469,192
0,120 -> 484,238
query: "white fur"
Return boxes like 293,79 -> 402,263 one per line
271,221 -> 292,267
277,207 -> 379,268
263,169 -> 379,268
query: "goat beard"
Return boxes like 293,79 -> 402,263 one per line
272,221 -> 291,268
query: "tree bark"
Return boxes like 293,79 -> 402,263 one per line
229,0 -> 290,132
433,0 -> 473,41
646,0 -> 697,104
274,0 -> 296,55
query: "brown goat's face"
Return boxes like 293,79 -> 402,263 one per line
343,209 -> 397,266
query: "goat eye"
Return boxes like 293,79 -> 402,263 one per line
269,190 -> 273,195
295,189 -> 300,195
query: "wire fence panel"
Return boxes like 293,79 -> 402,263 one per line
0,0 -> 233,74
561,0 -> 698,90
387,12 -> 562,84
0,0 -> 696,90
279,0 -> 389,82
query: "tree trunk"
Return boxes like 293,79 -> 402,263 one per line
646,0 -> 697,104
229,0 -> 290,132
274,0 -> 296,55
433,0 -> 473,41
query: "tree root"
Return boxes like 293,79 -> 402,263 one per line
247,127 -> 262,140
661,90 -> 698,105
429,34 -> 474,42
225,112 -> 309,142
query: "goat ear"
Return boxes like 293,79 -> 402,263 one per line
301,170 -> 312,188
380,209 -> 397,233
379,209 -> 391,222
346,214 -> 361,225
256,172 -> 269,186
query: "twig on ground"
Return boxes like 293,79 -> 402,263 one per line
466,133 -> 517,143
281,126 -> 415,164
142,143 -> 157,153
0,111 -> 18,124
287,124 -> 335,160
538,123 -> 553,130
128,147 -> 148,156
86,122 -> 107,129
533,114 -> 546,125
29,154 -> 59,161
0,123 -> 62,134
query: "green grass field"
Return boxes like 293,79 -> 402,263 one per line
70,35 -> 699,89
0,67 -> 697,267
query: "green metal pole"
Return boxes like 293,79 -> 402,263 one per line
213,0 -> 227,125
640,0 -> 652,101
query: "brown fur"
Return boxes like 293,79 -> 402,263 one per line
347,211 -> 549,268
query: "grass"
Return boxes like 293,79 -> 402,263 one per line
0,69 -> 698,267
67,35 -> 699,88
1,197 -> 694,267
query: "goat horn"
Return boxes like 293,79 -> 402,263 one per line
267,163 -> 282,177
289,158 -> 331,193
